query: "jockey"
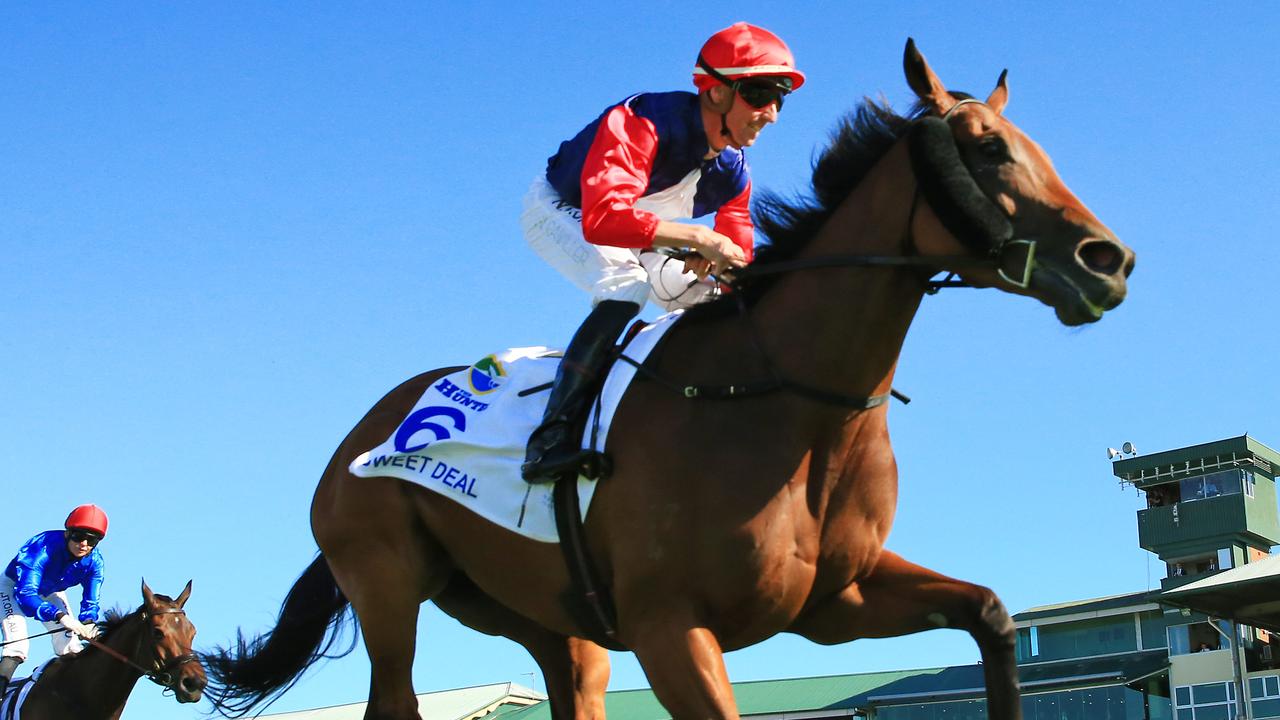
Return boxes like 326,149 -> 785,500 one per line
521,22 -> 804,482
0,505 -> 107,697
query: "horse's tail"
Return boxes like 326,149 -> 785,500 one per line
201,554 -> 357,717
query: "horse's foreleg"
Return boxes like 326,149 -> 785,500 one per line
625,611 -> 739,720
433,576 -> 610,720
790,550 -> 1019,720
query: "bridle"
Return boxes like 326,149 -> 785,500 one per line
86,606 -> 199,691
730,97 -> 1036,292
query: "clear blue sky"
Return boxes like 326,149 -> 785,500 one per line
2,2 -> 1277,718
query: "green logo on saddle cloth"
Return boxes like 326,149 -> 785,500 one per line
468,355 -> 506,394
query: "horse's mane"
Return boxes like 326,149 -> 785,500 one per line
754,100 -> 923,266
93,605 -> 136,644
683,96 -> 960,320
56,595 -> 178,665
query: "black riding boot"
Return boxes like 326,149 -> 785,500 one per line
0,656 -> 21,698
522,299 -> 640,483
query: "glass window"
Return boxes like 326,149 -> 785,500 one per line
1175,682 -> 1239,720
1253,697 -> 1280,718
1218,548 -> 1234,571
1195,684 -> 1229,704
1169,622 -> 1227,655
1036,616 -> 1136,661
1143,611 -> 1172,649
1251,674 -> 1280,699
1179,469 -> 1246,502
1213,469 -> 1241,496
1183,475 -> 1208,501
1245,471 -> 1256,498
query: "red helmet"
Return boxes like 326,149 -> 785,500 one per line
693,22 -> 805,92
65,504 -> 109,537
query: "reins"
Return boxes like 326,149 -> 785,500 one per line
0,628 -> 62,647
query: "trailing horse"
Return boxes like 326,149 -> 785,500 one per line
7,580 -> 205,720
203,40 -> 1133,720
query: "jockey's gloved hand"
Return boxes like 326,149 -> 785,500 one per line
56,613 -> 93,640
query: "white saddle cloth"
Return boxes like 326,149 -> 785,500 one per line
1,660 -> 49,720
350,310 -> 681,542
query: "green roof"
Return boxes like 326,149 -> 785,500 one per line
489,668 -> 951,720
488,651 -> 1170,719
1112,435 -> 1280,487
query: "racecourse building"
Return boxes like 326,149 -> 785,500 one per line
272,435 -> 1280,720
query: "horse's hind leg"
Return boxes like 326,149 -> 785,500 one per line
315,475 -> 453,720
433,575 -> 610,720
790,550 -> 1020,720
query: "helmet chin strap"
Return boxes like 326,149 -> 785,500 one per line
697,54 -> 742,151
717,108 -> 741,151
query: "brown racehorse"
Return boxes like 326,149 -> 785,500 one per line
13,581 -> 205,720
202,40 -> 1133,720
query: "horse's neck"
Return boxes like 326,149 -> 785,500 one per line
744,141 -> 925,541
753,141 -> 926,401
52,618 -> 144,720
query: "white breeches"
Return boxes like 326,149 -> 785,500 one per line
521,176 -> 722,311
0,575 -> 84,661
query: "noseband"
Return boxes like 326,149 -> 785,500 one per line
86,606 -> 200,690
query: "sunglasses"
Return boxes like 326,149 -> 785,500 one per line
67,530 -> 102,547
734,80 -> 791,111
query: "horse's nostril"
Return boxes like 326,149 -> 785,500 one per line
184,675 -> 207,693
1078,239 -> 1124,276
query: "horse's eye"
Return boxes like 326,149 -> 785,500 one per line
153,628 -> 165,640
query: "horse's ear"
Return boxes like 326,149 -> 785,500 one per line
904,38 -> 955,115
986,69 -> 1009,114
176,580 -> 192,608
141,578 -> 155,606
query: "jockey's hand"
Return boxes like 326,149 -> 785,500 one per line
652,222 -> 747,276
57,614 -> 93,640
682,253 -> 714,279
692,230 -> 747,276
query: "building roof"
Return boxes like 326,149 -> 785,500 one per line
1013,590 -> 1156,622
1160,553 -> 1280,633
1111,434 -> 1280,488
258,682 -> 545,720
861,650 -> 1168,706
489,668 -> 955,720
487,651 -> 1170,719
